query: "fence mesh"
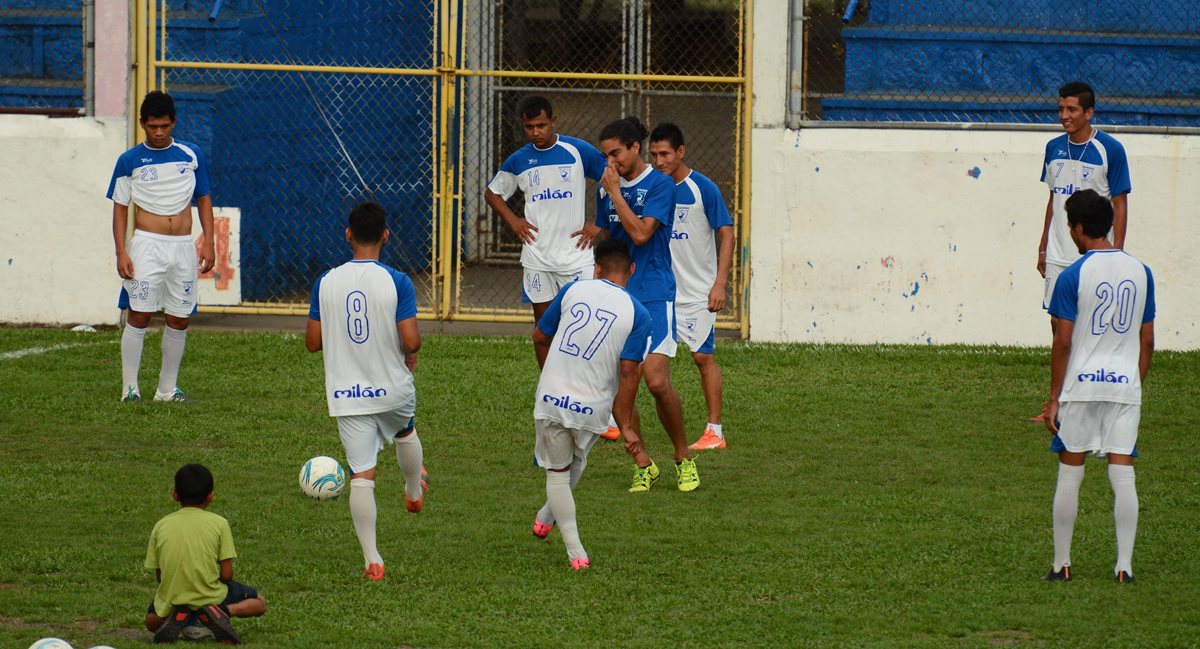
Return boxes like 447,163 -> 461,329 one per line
800,0 -> 1200,126
0,0 -> 85,112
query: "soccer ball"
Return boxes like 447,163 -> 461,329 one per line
28,640 -> 72,649
299,455 -> 346,500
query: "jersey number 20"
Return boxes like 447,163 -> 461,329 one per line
1091,280 -> 1137,336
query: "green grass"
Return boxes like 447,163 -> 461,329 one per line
1,328 -> 1199,648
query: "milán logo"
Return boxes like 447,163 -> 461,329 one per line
1077,369 -> 1130,384
542,393 -> 594,414
530,188 -> 573,202
333,384 -> 389,399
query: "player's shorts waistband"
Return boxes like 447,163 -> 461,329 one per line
133,230 -> 194,243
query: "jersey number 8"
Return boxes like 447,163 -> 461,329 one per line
346,291 -> 370,344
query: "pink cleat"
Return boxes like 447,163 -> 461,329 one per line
570,557 -> 590,571
533,518 -> 555,539
406,471 -> 428,513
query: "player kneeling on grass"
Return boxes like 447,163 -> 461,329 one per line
306,201 -> 427,582
531,238 -> 652,570
145,464 -> 266,644
1043,189 -> 1154,584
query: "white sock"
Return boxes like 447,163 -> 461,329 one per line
121,324 -> 146,394
395,429 -> 425,501
1109,464 -> 1138,576
608,415 -> 618,430
157,325 -> 188,395
349,478 -> 383,567
1052,462 -> 1085,571
708,423 -> 723,438
546,470 -> 586,561
537,454 -> 586,526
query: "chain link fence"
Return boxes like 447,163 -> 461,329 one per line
0,0 -> 87,114
797,0 -> 1200,127
152,0 -> 749,327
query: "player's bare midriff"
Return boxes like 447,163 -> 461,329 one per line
134,206 -> 193,236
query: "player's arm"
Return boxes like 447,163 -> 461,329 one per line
196,194 -> 215,274
305,318 -> 322,352
398,317 -> 421,373
532,326 -> 552,370
1139,321 -> 1154,381
571,143 -> 610,249
1037,192 -> 1052,278
155,568 -> 161,583
484,188 -> 538,245
1111,193 -> 1128,249
709,224 -> 735,312
613,359 -> 644,459
113,202 -> 135,279
1046,318 -> 1074,434
600,165 -> 658,245
219,558 -> 233,583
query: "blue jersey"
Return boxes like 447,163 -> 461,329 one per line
1040,130 -> 1131,266
670,170 -> 734,305
487,135 -> 606,272
598,166 -> 678,303
535,279 -> 652,433
107,140 -> 212,215
1049,249 -> 1154,405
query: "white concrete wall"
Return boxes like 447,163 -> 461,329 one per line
749,2 -> 1200,350
0,116 -> 127,326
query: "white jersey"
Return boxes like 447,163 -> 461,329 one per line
309,260 -> 418,417
670,170 -> 734,305
487,135 -> 607,272
107,140 -> 212,215
1049,249 -> 1155,405
534,279 -> 653,433
1041,130 -> 1131,267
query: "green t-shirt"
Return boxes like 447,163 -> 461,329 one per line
145,507 -> 236,615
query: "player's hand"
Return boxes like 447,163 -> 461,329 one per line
404,353 -> 418,374
1037,253 -> 1046,278
600,164 -> 621,196
116,252 -> 135,279
571,222 -> 603,249
510,218 -> 539,245
1044,400 -> 1060,435
707,284 -> 727,313
621,430 -> 643,458
199,241 -> 216,274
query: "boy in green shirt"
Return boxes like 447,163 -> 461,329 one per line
145,464 -> 267,643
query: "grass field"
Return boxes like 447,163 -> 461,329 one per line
1,327 -> 1198,648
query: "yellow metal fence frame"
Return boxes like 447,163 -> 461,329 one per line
136,0 -> 752,334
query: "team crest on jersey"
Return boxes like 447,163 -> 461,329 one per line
558,166 -> 572,182
635,189 -> 648,206
675,206 -> 689,223
529,169 -> 541,187
182,281 -> 194,296
1080,166 -> 1094,182
686,317 -> 697,332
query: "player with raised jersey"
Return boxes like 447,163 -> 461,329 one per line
1042,189 -> 1154,585
1033,81 -> 1132,421
108,90 -> 215,403
597,116 -> 699,493
649,123 -> 735,451
306,201 -> 427,582
531,239 -> 653,570
485,96 -> 608,326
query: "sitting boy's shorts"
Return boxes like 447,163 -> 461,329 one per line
147,580 -> 259,615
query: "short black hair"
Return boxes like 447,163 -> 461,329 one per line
599,116 -> 649,148
1058,81 -> 1095,111
520,95 -> 554,120
175,464 -> 214,506
348,201 -> 387,244
593,237 -> 633,273
1065,189 -> 1113,238
140,90 -> 176,122
649,123 -> 685,149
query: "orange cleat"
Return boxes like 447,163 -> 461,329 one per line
1030,401 -> 1048,423
364,563 -> 385,581
570,557 -> 590,571
533,517 -> 554,539
406,475 -> 428,513
600,425 -> 621,441
688,427 -> 727,450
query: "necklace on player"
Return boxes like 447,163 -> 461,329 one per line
1069,127 -> 1094,163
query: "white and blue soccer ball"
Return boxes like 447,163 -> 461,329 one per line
299,455 -> 346,500
28,639 -> 72,649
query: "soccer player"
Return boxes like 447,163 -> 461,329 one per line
484,95 -> 608,325
1042,189 -> 1154,584
597,116 -> 699,493
306,201 -> 427,581
648,123 -> 734,450
145,463 -> 266,644
108,90 -> 215,403
531,238 -> 653,570
1033,81 -> 1132,421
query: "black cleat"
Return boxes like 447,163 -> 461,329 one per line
153,606 -> 193,643
1115,570 -> 1136,584
197,603 -> 241,644
1042,566 -> 1072,582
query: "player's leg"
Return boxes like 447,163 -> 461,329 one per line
1103,402 -> 1140,582
155,237 -> 198,402
534,420 -> 588,568
681,303 -> 726,450
391,415 -> 427,512
221,580 -> 267,618
1045,401 -> 1098,581
536,429 -> 600,533
120,234 -> 161,402
339,415 -> 386,577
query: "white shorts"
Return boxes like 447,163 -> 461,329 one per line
1053,401 -> 1140,458
523,266 -> 594,304
674,301 -> 716,355
336,410 -> 415,474
126,231 -> 198,318
1043,262 -> 1068,311
643,300 -> 677,358
534,418 -> 600,470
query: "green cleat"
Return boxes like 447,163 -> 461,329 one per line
676,457 -> 700,492
154,388 -> 193,403
628,461 -> 660,493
